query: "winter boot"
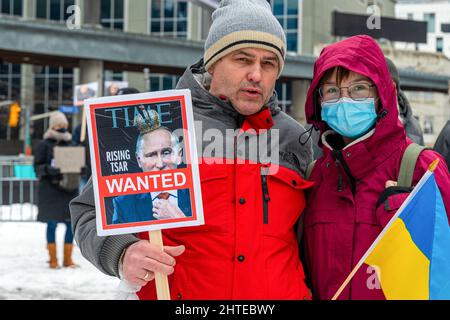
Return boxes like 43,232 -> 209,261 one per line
63,244 -> 79,268
47,243 -> 60,269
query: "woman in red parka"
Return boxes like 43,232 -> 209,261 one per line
302,35 -> 450,300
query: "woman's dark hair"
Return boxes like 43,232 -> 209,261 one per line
116,87 -> 140,95
319,66 -> 351,86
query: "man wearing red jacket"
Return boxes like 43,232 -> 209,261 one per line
70,0 -> 313,300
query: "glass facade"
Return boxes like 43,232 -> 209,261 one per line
36,0 -> 75,21
101,0 -> 124,30
268,0 -> 300,53
149,74 -> 179,92
104,70 -> 124,82
0,0 -> 22,140
0,62 -> 21,140
275,80 -> 292,115
0,62 -> 21,102
33,66 -> 74,138
424,13 -> 436,33
150,0 -> 188,38
148,1 -> 186,93
33,1 -> 77,137
436,37 -> 443,53
0,0 -> 23,15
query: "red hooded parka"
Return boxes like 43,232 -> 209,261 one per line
303,35 -> 450,300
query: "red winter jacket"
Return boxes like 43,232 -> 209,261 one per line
136,60 -> 314,300
303,35 -> 450,300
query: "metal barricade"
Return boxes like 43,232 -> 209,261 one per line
0,155 -> 38,221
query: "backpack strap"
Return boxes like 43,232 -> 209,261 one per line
306,160 -> 317,180
398,143 -> 426,187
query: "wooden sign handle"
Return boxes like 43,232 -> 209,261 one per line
80,106 -> 87,143
148,230 -> 171,300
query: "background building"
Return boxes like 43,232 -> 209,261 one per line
394,0 -> 450,145
396,0 -> 450,58
301,0 -> 396,55
0,0 -> 449,154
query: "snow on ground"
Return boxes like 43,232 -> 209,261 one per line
0,203 -> 38,221
0,221 -> 120,300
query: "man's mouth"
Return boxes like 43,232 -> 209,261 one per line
241,87 -> 262,98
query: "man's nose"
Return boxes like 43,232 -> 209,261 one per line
247,64 -> 262,83
155,154 -> 165,170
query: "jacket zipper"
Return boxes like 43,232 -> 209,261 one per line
261,167 -> 270,224
332,150 -> 357,195
335,158 -> 343,192
332,150 -> 358,298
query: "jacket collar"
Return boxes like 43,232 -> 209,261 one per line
321,128 -> 404,180
43,129 -> 72,142
321,129 -> 375,152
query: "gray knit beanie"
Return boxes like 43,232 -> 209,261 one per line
204,0 -> 286,76
49,111 -> 68,129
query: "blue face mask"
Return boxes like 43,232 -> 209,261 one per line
321,97 -> 377,139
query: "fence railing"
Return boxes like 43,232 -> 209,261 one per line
0,156 -> 38,221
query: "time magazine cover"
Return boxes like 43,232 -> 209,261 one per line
84,89 -> 204,236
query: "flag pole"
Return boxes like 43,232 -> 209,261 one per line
331,158 -> 440,300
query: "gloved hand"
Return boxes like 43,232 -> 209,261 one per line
80,166 -> 90,177
46,166 -> 63,185
46,166 -> 61,177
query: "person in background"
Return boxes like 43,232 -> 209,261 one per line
385,57 -> 425,146
34,111 -> 79,269
116,87 -> 140,96
72,123 -> 91,194
74,85 -> 96,107
106,82 -> 120,96
434,120 -> 450,171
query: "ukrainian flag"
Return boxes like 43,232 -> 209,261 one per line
333,160 -> 450,300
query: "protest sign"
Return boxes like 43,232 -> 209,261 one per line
85,90 -> 204,237
104,81 -> 129,96
74,81 -> 98,107
54,146 -> 85,173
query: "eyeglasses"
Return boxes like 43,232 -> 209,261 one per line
318,83 -> 376,103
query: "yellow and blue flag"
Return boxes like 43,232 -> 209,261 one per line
333,160 -> 450,300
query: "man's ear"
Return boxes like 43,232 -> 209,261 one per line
275,60 -> 281,79
176,148 -> 183,165
136,153 -> 143,169
208,58 -> 220,75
